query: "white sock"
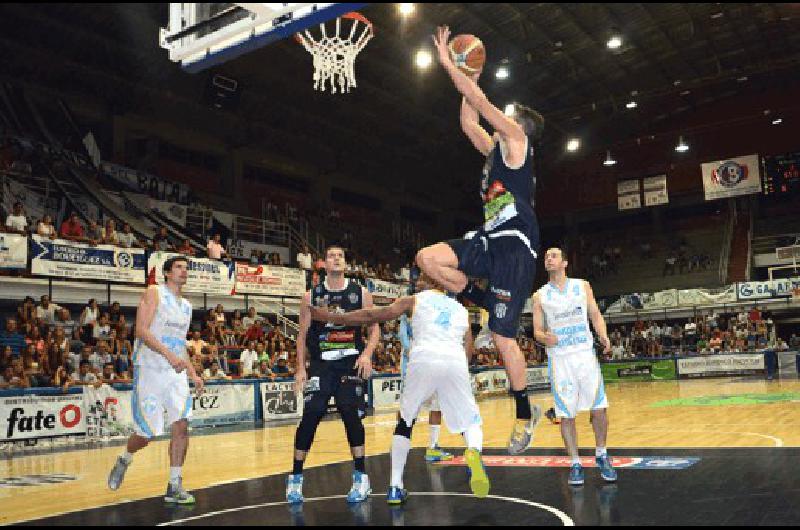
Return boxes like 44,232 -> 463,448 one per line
390,435 -> 411,489
571,456 -> 581,466
121,451 -> 133,463
169,466 -> 182,483
596,446 -> 608,458
428,424 -> 441,449
462,424 -> 483,452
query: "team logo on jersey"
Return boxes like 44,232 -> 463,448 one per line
349,293 -> 359,304
495,303 -> 508,319
557,380 -> 575,399
142,395 -> 159,415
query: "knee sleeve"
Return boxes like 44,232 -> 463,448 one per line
340,408 -> 365,448
393,418 -> 415,439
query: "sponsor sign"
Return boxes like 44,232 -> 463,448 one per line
0,394 -> 85,441
235,263 -> 306,297
600,359 -> 677,382
526,366 -> 550,391
190,384 -> 255,428
677,285 -> 737,306
437,455 -> 700,469
0,233 -> 27,269
737,278 -> 800,300
261,381 -> 303,420
365,278 -> 407,300
617,179 -> 641,210
371,376 -> 403,408
677,353 -> 765,378
148,252 -> 235,295
702,154 -> 761,201
31,235 -> 146,283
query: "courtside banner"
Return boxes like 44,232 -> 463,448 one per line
31,235 -> 146,283
0,233 -> 27,269
737,278 -> 800,300
677,353 -> 765,378
701,154 -> 761,201
601,359 -> 677,382
190,384 -> 255,428
235,263 -> 306,297
365,278 -> 406,300
83,385 -> 134,439
1,394 -> 85,441
371,376 -> 402,408
148,252 -> 235,295
260,381 -> 303,420
526,366 -> 550,391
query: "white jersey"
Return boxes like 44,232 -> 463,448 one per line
537,278 -> 594,358
133,284 -> 192,370
408,290 -> 469,363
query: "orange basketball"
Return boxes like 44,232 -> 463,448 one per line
448,34 -> 485,74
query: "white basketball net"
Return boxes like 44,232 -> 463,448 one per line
296,14 -> 373,94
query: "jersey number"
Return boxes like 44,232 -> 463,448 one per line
435,312 -> 451,330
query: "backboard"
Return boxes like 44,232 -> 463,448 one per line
160,3 -> 367,73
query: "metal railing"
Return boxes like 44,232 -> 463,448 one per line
251,298 -> 300,342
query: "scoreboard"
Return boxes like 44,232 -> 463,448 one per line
763,151 -> 800,195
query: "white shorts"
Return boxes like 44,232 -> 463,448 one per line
400,359 -> 481,433
401,360 -> 439,412
132,365 -> 193,438
548,349 -> 608,419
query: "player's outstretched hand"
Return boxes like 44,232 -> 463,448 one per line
432,25 -> 453,68
598,335 -> 612,354
166,353 -> 187,373
192,375 -> 205,395
294,367 -> 307,392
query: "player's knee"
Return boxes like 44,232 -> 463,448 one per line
340,408 -> 365,447
393,418 -> 415,439
171,419 -> 188,437
295,412 -> 324,451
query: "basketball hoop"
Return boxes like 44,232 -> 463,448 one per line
295,12 -> 374,94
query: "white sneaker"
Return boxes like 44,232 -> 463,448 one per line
346,471 -> 371,504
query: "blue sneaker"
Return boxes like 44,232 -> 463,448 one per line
568,463 -> 585,486
386,486 -> 408,505
346,471 -> 371,504
286,474 -> 304,505
596,455 -> 618,482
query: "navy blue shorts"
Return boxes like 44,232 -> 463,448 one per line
446,230 -> 537,338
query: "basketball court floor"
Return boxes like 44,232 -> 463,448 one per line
3,376 -> 799,525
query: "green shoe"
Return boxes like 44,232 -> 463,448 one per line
165,478 -> 196,504
464,448 -> 490,498
425,447 -> 454,462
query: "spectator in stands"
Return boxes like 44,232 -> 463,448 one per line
177,238 -> 196,256
16,296 -> 35,326
0,318 -> 26,357
230,310 -> 245,345
203,360 -> 230,381
59,212 -> 85,241
35,295 -> 62,327
107,301 -> 122,324
97,362 -> 119,386
790,334 -> 800,350
663,255 -> 677,276
85,220 -> 103,246
214,304 -> 227,327
64,360 -> 98,390
3,202 -> 28,234
0,345 -> 13,371
239,341 -> 259,377
152,226 -> 174,252
0,361 -> 29,389
256,360 -> 275,379
187,331 -> 207,362
297,245 -> 312,271
249,249 -> 260,266
110,342 -> 130,376
36,214 -> 57,239
92,314 -> 111,342
775,338 -> 790,352
206,233 -> 227,260
101,219 -> 118,245
242,307 -> 262,330
272,356 -> 293,377
25,327 -> 47,358
117,223 -> 140,248
53,308 -> 76,339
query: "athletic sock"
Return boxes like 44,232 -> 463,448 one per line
292,458 -> 304,476
428,425 -> 441,449
512,389 -> 532,421
595,447 -> 608,458
354,456 -> 366,474
169,467 -> 182,483
463,424 -> 483,452
390,435 -> 411,489
121,451 -> 133,464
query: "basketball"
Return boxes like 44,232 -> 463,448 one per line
448,34 -> 485,74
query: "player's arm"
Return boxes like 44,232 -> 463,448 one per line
433,26 -> 525,146
293,291 -> 312,390
464,325 -> 476,361
361,288 -> 380,358
310,296 -> 416,326
461,97 -> 493,156
134,286 -> 185,372
532,293 -> 558,347
584,281 -> 611,353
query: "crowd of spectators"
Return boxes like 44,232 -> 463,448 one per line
604,306 -> 794,361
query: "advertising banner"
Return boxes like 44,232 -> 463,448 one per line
235,263 -> 306,298
148,252 -> 235,295
0,233 -> 27,269
600,359 -> 677,382
260,381 -> 303,420
31,235 -> 146,283
702,154 -> 761,201
0,394 -> 85,441
677,353 -> 765,378
643,175 -> 669,206
366,278 -> 407,300
617,179 -> 641,210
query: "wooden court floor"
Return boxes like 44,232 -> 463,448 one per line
2,377 -> 799,524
